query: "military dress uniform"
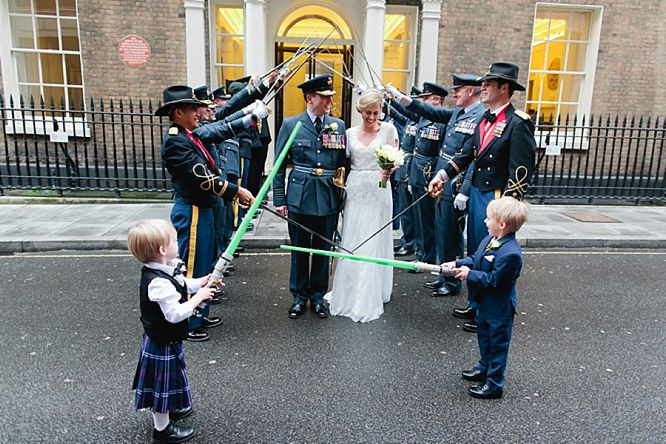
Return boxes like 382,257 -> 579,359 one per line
157,86 -> 249,334
272,74 -> 347,318
390,94 -> 421,256
406,75 -> 485,294
406,82 -> 451,265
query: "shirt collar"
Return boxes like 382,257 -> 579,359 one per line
306,108 -> 327,123
145,258 -> 180,276
464,101 -> 482,115
490,102 -> 510,116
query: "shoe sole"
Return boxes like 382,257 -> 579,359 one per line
462,327 -> 477,333
186,336 -> 210,342
208,300 -> 222,305
202,321 -> 222,328
288,312 -> 305,320
468,390 -> 502,399
152,430 -> 195,443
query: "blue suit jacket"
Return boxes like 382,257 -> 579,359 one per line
272,111 -> 347,216
457,233 -> 522,317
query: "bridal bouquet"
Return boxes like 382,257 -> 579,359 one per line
375,144 -> 405,188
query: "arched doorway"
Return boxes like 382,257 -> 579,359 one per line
274,5 -> 354,131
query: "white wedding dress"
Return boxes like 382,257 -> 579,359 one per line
325,122 -> 398,322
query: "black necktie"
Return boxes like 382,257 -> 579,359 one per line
483,110 -> 497,124
314,116 -> 322,133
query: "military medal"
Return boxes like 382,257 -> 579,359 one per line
494,121 -> 507,138
405,125 -> 416,136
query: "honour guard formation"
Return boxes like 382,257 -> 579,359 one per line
129,30 -> 538,440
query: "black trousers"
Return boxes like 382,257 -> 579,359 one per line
287,212 -> 338,304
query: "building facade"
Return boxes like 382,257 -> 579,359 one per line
1,0 -> 664,130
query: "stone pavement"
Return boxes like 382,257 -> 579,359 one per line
0,197 -> 665,253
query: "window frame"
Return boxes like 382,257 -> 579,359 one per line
382,5 -> 418,93
209,1 -> 245,90
1,0 -> 88,136
527,3 -> 603,123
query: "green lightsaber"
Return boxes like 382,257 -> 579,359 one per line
210,121 -> 303,282
280,245 -> 447,275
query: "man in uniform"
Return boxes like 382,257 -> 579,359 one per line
158,85 -> 265,341
390,85 -> 423,257
397,82 -> 450,267
390,75 -> 485,296
428,62 -> 536,332
273,74 -> 347,320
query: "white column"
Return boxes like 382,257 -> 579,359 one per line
417,0 -> 443,85
361,0 -> 386,88
244,0 -> 268,76
184,0 -> 206,86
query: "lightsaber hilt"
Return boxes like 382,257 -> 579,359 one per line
210,253 -> 233,284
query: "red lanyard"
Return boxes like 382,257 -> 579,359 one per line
185,129 -> 215,169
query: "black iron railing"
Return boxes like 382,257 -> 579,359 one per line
1,95 -> 665,202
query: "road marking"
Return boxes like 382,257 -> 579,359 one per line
2,250 -> 666,259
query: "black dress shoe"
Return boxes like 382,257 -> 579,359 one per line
394,246 -> 415,257
468,384 -> 503,399
431,286 -> 454,297
233,251 -> 240,258
226,263 -> 237,272
209,294 -> 222,305
236,246 -> 245,253
170,406 -> 193,421
462,322 -> 477,333
288,303 -> 306,319
462,368 -> 486,382
186,329 -> 209,342
312,303 -> 329,319
152,422 -> 195,443
202,316 -> 222,328
453,306 -> 476,319
246,223 -> 255,232
424,279 -> 444,289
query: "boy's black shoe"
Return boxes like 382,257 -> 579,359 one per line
462,322 -> 477,333
152,422 -> 194,443
431,287 -> 455,297
186,329 -> 209,342
453,306 -> 476,319
170,406 -> 193,421
202,316 -> 222,328
462,368 -> 486,382
394,247 -> 414,257
468,384 -> 503,399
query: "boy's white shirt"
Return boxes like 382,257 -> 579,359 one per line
144,259 -> 202,324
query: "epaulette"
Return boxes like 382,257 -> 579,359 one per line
514,110 -> 530,120
168,126 -> 179,135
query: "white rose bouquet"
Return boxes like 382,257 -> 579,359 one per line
375,144 -> 405,188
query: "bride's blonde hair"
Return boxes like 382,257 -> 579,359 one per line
355,89 -> 383,113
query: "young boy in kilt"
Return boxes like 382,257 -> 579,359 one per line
442,197 -> 528,399
127,219 -> 216,443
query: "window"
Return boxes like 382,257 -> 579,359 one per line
212,6 -> 245,88
7,0 -> 84,111
382,7 -> 417,93
527,4 -> 603,122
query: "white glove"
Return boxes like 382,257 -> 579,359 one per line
277,67 -> 290,80
251,100 -> 269,120
454,193 -> 469,211
354,84 -> 366,95
241,101 -> 259,115
385,84 -> 410,105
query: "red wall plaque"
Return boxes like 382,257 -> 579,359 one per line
119,35 -> 151,68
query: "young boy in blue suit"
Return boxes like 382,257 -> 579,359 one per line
442,196 -> 528,399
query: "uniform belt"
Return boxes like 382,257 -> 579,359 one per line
414,152 -> 438,160
292,165 -> 335,176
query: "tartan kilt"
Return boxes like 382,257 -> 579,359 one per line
132,334 -> 192,413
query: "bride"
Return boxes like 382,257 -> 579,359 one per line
326,89 -> 399,322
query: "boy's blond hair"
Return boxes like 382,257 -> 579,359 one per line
127,219 -> 176,263
487,197 -> 528,233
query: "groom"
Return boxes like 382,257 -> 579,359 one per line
273,74 -> 347,320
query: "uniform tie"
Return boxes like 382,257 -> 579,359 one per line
483,110 -> 497,124
314,116 -> 322,133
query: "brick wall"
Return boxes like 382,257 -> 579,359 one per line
77,0 -> 187,102
435,0 -> 666,116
